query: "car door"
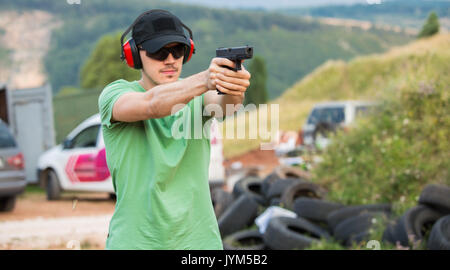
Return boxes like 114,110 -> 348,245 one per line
60,124 -> 110,189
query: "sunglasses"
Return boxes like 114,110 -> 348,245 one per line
144,44 -> 186,61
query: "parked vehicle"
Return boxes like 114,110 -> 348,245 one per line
37,114 -> 225,200
0,119 -> 26,212
302,100 -> 377,147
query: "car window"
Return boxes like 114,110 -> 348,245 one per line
71,125 -> 100,148
0,121 -> 17,148
307,107 -> 345,125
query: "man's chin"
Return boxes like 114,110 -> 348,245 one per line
159,75 -> 179,84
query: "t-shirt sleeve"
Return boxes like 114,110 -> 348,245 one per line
98,80 -> 135,130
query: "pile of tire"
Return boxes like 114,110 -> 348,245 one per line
211,165 -> 331,250
211,165 -> 450,250
382,184 -> 450,250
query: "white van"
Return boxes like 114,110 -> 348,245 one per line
302,100 -> 377,146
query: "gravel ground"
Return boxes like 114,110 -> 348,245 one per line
0,190 -> 115,249
0,214 -> 111,250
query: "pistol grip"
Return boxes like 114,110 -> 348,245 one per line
216,60 -> 241,94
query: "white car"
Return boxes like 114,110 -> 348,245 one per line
37,114 -> 225,200
302,100 -> 377,147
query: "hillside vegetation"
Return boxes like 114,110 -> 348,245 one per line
280,0 -> 450,30
0,0 -> 412,98
222,34 -> 450,159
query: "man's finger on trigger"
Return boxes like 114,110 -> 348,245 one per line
214,57 -> 236,69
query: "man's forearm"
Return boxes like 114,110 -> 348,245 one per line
146,71 -> 209,118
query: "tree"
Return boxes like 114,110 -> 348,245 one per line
244,55 -> 268,106
80,32 -> 140,89
418,12 -> 440,39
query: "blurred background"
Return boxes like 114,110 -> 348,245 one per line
0,0 -> 448,250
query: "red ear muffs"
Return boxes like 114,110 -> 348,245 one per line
183,38 -> 195,64
123,38 -> 142,69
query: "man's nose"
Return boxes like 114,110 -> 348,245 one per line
164,52 -> 176,64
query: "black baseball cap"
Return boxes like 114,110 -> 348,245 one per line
132,10 -> 190,53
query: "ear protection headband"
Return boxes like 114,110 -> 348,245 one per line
120,9 -> 195,69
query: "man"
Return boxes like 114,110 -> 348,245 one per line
98,10 -> 251,249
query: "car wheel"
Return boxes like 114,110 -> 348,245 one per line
109,193 -> 117,200
0,196 -> 16,212
46,169 -> 62,201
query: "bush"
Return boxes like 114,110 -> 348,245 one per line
312,82 -> 449,216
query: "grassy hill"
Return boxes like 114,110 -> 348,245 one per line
222,33 -> 450,158
0,0 -> 413,98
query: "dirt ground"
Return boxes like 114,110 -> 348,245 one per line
224,149 -> 280,177
0,190 -> 114,250
0,191 -> 115,222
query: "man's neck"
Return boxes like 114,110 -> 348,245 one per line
138,72 -> 157,91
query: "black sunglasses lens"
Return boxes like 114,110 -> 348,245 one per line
146,45 -> 186,60
171,45 -> 186,58
146,50 -> 168,61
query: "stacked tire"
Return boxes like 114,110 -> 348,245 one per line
211,166 -> 450,250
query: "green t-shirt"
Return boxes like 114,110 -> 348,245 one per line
98,79 -> 223,250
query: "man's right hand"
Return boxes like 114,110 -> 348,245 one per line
206,57 -> 251,97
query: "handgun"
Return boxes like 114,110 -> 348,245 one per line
215,45 -> 253,95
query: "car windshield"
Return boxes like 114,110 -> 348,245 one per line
307,107 -> 345,125
0,121 -> 17,148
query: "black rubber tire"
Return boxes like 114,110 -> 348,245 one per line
427,215 -> 450,250
280,182 -> 327,210
333,212 -> 388,245
381,220 -> 397,244
232,176 -> 266,206
266,178 -> 302,201
109,193 -> 117,200
223,229 -> 266,250
211,188 -> 234,219
346,231 -> 371,247
327,203 -> 392,233
293,198 -> 344,223
269,197 -> 281,206
261,166 -> 310,197
263,216 -> 330,250
46,169 -> 62,201
218,194 -> 259,238
392,205 -> 443,247
418,184 -> 450,214
0,196 -> 16,212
